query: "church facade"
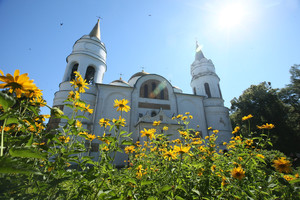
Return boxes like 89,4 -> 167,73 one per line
51,20 -> 232,165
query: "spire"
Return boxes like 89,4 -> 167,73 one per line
89,19 -> 101,40
195,41 -> 205,61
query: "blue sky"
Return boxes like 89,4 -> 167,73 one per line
0,0 -> 299,115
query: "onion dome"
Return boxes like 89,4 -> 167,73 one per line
110,77 -> 131,87
128,70 -> 149,86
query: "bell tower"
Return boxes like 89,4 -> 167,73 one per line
190,42 -> 223,100
62,20 -> 107,84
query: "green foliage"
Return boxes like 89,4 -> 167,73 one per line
230,65 -> 300,155
0,70 -> 299,199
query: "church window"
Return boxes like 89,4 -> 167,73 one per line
70,64 -> 78,81
160,90 -> 164,99
193,87 -> 196,95
140,80 -> 169,100
160,115 -> 163,121
85,66 -> 95,84
218,84 -> 223,99
144,84 -> 148,98
204,83 -> 211,98
152,82 -> 156,92
151,111 -> 157,117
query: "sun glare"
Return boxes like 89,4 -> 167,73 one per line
219,3 -> 246,29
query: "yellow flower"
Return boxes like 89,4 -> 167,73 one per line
211,165 -> 216,172
245,139 -> 253,146
86,134 -> 96,141
173,145 -> 191,154
163,126 -> 168,131
256,154 -> 265,159
179,130 -> 188,137
124,145 -> 136,154
75,120 -> 82,128
0,69 -> 39,98
140,128 -> 156,139
208,127 -> 212,130
232,126 -> 240,134
70,71 -> 89,93
112,116 -> 126,127
68,90 -> 80,100
114,99 -> 130,112
102,146 -> 109,151
176,114 -> 183,119
283,175 -> 294,181
58,136 -> 70,143
189,115 -> 193,119
153,120 -> 161,126
231,166 -> 245,180
257,123 -> 275,129
273,157 -> 292,173
162,150 -> 178,161
185,112 -> 190,115
242,114 -> 253,121
99,118 -> 111,128
181,116 -> 188,121
213,130 -> 219,134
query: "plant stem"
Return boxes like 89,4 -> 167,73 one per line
0,118 -> 7,156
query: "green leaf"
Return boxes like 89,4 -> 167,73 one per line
6,117 -> 18,125
121,140 -> 133,145
76,115 -> 89,120
175,196 -> 185,200
192,188 -> 200,196
124,178 -> 137,185
25,133 -> 34,147
9,147 -> 47,159
28,105 -> 39,116
158,185 -> 172,193
0,157 -> 41,175
176,185 -> 187,194
141,180 -> 153,186
119,130 -> 127,136
147,197 -> 157,200
0,92 -> 16,111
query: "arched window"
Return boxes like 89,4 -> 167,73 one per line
70,64 -> 78,81
85,66 -> 95,84
204,83 -> 211,98
144,84 -> 148,98
151,111 -> 157,117
193,87 -> 197,95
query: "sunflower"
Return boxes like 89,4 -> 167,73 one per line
140,128 -> 156,139
273,157 -> 292,173
70,71 -> 89,93
114,99 -> 130,112
0,69 -> 39,98
99,118 -> 111,128
173,145 -> 191,154
231,166 -> 245,180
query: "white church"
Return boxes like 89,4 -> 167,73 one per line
50,20 -> 232,165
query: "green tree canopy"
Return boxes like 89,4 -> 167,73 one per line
230,65 -> 300,155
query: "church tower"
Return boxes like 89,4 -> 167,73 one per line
190,42 -> 232,145
50,20 -> 106,130
190,42 -> 222,99
62,20 -> 107,84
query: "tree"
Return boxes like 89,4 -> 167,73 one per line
230,66 -> 300,155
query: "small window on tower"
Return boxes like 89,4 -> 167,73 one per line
193,87 -> 197,95
85,66 -> 95,84
70,64 -> 78,81
218,84 -> 223,99
204,83 -> 211,98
